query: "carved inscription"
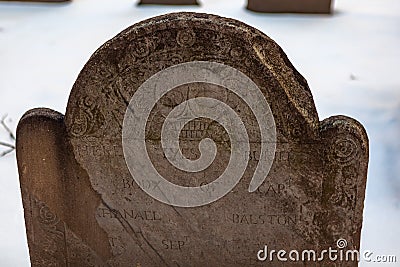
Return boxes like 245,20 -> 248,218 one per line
97,208 -> 162,221
17,12 -> 368,267
231,213 -> 302,226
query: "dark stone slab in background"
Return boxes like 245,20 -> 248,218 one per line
247,0 -> 333,14
139,0 -> 198,5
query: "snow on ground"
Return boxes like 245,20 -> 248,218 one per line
0,0 -> 399,265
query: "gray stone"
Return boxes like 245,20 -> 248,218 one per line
17,12 -> 368,266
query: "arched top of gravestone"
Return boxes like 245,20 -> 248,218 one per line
65,12 -> 319,140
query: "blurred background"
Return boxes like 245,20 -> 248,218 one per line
0,0 -> 399,265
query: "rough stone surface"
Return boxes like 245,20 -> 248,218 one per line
247,0 -> 333,14
17,12 -> 368,266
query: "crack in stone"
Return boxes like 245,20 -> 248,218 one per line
101,200 -> 171,267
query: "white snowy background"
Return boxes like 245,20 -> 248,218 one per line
0,0 -> 399,266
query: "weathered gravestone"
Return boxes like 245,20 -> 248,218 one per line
0,0 -> 69,3
139,0 -> 198,6
17,12 -> 368,266
247,0 -> 333,14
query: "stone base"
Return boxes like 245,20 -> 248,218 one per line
138,0 -> 198,5
247,0 -> 333,14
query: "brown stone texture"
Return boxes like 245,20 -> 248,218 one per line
17,12 -> 368,266
247,0 -> 333,14
139,0 -> 198,6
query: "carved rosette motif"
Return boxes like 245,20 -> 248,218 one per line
132,37 -> 154,58
176,29 -> 196,47
330,136 -> 359,166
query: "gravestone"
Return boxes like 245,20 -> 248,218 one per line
247,0 -> 333,14
138,0 -> 198,6
17,12 -> 368,266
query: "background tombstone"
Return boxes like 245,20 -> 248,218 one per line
17,12 -> 368,266
247,0 -> 333,14
138,0 -> 198,6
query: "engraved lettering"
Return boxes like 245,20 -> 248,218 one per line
97,208 -> 162,221
231,213 -> 300,225
162,239 -> 186,250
